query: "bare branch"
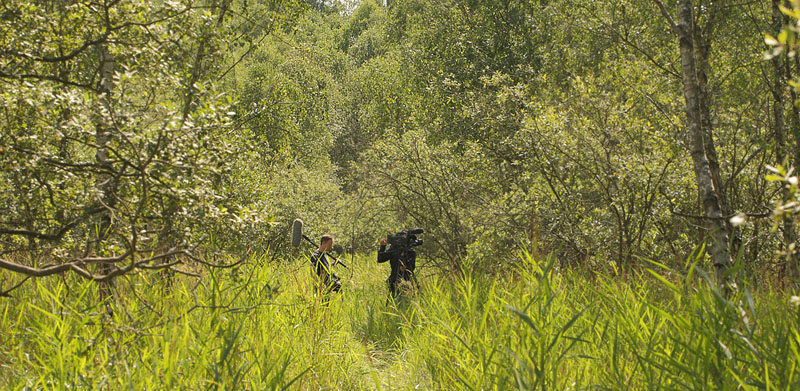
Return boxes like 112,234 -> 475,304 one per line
0,249 -> 131,278
0,33 -> 110,63
0,275 -> 32,298
653,0 -> 679,34
0,70 -> 93,89
0,206 -> 104,241
669,208 -> 771,220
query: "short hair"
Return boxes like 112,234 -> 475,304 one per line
320,234 -> 333,245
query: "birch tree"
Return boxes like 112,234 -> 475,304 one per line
654,0 -> 733,290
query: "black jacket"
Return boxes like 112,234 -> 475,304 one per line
377,245 -> 416,283
310,249 -> 332,279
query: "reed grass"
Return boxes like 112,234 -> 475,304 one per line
1,251 -> 797,390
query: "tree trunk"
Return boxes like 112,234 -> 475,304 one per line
793,54 -> 800,168
692,12 -> 738,257
693,12 -> 728,214
772,0 -> 798,282
94,43 -> 117,300
676,0 -> 732,291
792,55 -> 800,283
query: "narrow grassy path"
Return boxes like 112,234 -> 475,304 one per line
330,255 -> 428,390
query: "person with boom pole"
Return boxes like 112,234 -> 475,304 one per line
291,219 -> 345,296
310,234 -> 342,294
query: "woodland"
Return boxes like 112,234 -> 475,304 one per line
2,0 -> 800,389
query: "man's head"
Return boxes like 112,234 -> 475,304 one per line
320,234 -> 334,251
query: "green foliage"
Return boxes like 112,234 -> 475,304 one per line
339,0 -> 384,56
315,0 -> 787,276
223,9 -> 349,255
0,0 -> 307,280
4,1 -> 800,388
352,129 -> 488,266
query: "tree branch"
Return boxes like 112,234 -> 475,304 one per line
0,275 -> 32,298
1,33 -> 110,63
0,207 -> 104,241
0,249 -> 132,278
669,207 -> 770,221
653,0 -> 679,34
0,70 -> 93,89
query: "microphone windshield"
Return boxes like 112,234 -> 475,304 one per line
407,228 -> 424,235
291,219 -> 303,247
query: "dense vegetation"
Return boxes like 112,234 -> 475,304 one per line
3,254 -> 800,390
3,0 -> 800,389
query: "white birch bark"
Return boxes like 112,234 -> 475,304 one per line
675,0 -> 732,289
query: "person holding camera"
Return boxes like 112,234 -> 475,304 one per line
377,232 -> 418,299
310,234 -> 341,294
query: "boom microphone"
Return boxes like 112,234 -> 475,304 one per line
291,218 -> 321,248
406,228 -> 424,235
291,219 -> 303,248
290,218 -> 349,270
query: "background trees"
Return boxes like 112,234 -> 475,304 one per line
0,0 -> 302,287
1,0 -> 798,289
297,0 -> 793,284
5,2 -> 800,389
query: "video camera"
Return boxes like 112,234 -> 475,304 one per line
386,228 -> 424,251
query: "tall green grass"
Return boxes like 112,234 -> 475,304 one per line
1,251 -> 798,390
